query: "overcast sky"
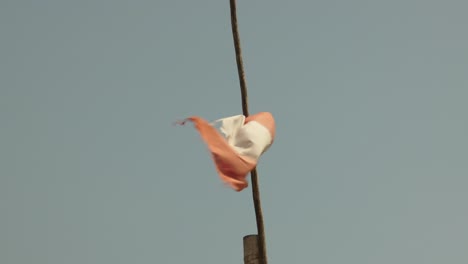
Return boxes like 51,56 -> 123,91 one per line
2,0 -> 468,263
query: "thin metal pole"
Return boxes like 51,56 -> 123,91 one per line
229,1 -> 267,264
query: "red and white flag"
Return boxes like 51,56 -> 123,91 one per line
178,112 -> 275,191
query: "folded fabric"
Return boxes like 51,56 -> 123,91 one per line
178,112 -> 275,191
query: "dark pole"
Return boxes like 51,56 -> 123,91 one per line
229,1 -> 268,264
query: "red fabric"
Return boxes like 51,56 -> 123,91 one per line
183,116 -> 256,191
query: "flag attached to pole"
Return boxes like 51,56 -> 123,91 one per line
178,112 -> 275,191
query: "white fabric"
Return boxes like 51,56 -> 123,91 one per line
212,115 -> 245,145
212,115 -> 273,160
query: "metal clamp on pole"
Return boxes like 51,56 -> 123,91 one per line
243,235 -> 260,264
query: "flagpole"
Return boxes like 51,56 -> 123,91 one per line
229,1 -> 268,264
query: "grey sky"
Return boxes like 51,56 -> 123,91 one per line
1,0 -> 468,263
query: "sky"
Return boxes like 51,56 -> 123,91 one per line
1,0 -> 468,263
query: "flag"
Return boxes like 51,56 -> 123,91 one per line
178,112 -> 275,191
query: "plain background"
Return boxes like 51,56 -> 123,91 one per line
1,0 -> 468,263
